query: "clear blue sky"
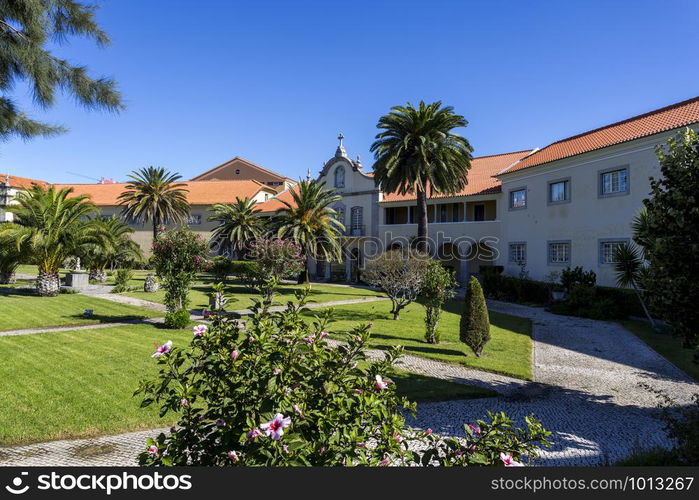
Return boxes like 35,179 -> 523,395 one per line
2,0 -> 698,183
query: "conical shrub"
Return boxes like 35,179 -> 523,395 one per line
460,276 -> 490,357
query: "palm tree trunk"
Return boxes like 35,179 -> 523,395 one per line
416,187 -> 429,253
632,281 -> 660,332
152,216 -> 160,243
36,269 -> 60,297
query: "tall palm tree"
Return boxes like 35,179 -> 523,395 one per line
207,198 -> 266,258
117,167 -> 190,242
370,101 -> 473,252
0,185 -> 108,296
274,181 -> 345,283
80,216 -> 144,282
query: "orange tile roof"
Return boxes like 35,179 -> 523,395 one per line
379,150 -> 534,203
1,174 -> 48,189
255,186 -> 298,212
501,96 -> 699,174
52,180 -> 275,206
190,156 -> 294,182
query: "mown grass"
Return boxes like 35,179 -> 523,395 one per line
0,323 -> 495,445
124,281 -> 384,311
312,299 -> 533,380
0,291 -> 161,332
621,320 -> 698,381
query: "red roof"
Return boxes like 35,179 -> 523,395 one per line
1,174 -> 48,189
255,186 -> 298,212
53,180 -> 275,206
501,96 -> 699,174
379,150 -> 534,203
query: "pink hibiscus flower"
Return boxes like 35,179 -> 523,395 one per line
193,325 -> 207,337
260,413 -> 292,440
374,375 -> 389,390
151,341 -> 172,358
500,452 -> 524,467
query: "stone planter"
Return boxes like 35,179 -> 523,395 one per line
64,271 -> 89,290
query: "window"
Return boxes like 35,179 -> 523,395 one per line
509,242 -> 526,264
452,203 -> 461,222
509,188 -> 527,210
350,206 -> 363,234
187,214 -> 202,226
599,239 -> 627,265
600,167 -> 629,196
548,241 -> 571,264
334,204 -> 345,225
439,204 -> 447,222
409,206 -> 416,224
235,169 -> 240,175
334,166 -> 345,188
473,204 -> 485,221
548,179 -> 570,204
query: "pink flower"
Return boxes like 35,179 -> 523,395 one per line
393,431 -> 403,442
247,428 -> 263,441
193,325 -> 207,337
230,350 -> 240,361
203,310 -> 212,318
227,450 -> 239,462
260,413 -> 292,440
500,452 -> 524,467
272,368 -> 282,375
424,428 -> 433,436
468,444 -> 477,453
147,445 -> 158,455
374,375 -> 389,390
216,418 -> 226,427
282,444 -> 289,454
352,388 -> 364,394
151,341 -> 172,358
468,424 -> 481,435
318,331 -> 329,340
454,449 -> 463,457
303,335 -> 315,344
293,405 -> 304,418
378,456 -> 390,467
357,442 -> 367,448
180,398 -> 189,407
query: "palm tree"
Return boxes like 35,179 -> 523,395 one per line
207,198 -> 266,258
80,216 -> 144,282
274,180 -> 345,283
117,167 -> 190,242
0,185 -> 108,296
370,101 -> 473,252
614,242 -> 659,332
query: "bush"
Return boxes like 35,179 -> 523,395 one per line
0,243 -> 21,284
239,239 -> 304,304
230,260 -> 257,279
164,308 -> 190,329
111,268 -> 135,293
460,277 -> 490,357
209,256 -> 234,282
419,261 -> 457,344
151,228 -> 209,316
560,266 -> 596,290
137,290 -> 550,466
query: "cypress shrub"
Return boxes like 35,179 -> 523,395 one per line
460,276 -> 490,357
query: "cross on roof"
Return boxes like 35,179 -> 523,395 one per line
338,133 -> 344,148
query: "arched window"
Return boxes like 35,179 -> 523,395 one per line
350,206 -> 363,235
334,165 -> 345,188
334,204 -> 345,225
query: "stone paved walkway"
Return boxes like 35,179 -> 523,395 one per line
0,300 -> 696,466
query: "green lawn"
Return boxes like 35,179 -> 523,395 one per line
0,323 -> 495,445
123,281 -> 384,311
622,320 -> 698,381
313,299 -> 533,380
0,291 -> 161,332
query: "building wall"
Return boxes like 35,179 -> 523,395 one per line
495,127 -> 697,286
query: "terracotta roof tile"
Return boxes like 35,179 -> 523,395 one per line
379,150 -> 534,203
1,174 -> 48,189
52,180 -> 275,206
502,96 -> 699,174
255,186 -> 298,212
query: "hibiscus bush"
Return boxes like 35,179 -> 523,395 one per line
151,228 -> 209,323
240,238 -> 304,305
418,261 -> 457,344
137,289 -> 550,466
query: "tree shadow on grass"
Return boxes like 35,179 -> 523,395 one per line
66,313 -> 151,325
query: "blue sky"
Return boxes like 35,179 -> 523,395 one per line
2,0 -> 698,183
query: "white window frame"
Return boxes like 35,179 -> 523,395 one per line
509,187 -> 527,210
508,242 -> 527,264
187,214 -> 202,226
599,166 -> 630,197
547,240 -> 571,265
599,238 -> 629,265
547,178 -> 571,205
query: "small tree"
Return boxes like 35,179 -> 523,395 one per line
0,237 -> 22,284
241,239 -> 304,305
151,228 -> 209,327
363,250 -> 431,320
460,277 -> 490,357
419,261 -> 457,344
639,128 -> 699,348
613,242 -> 658,331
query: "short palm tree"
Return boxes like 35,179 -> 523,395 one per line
614,242 -> 658,332
207,198 -> 266,258
371,101 -> 473,252
0,185 -> 108,295
118,167 -> 190,242
80,216 -> 144,282
274,180 -> 345,282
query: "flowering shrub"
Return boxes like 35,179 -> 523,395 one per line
240,238 -> 304,304
151,228 -> 209,320
418,261 -> 457,344
137,290 -> 550,466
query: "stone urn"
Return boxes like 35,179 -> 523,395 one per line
144,273 -> 159,293
89,269 -> 107,283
